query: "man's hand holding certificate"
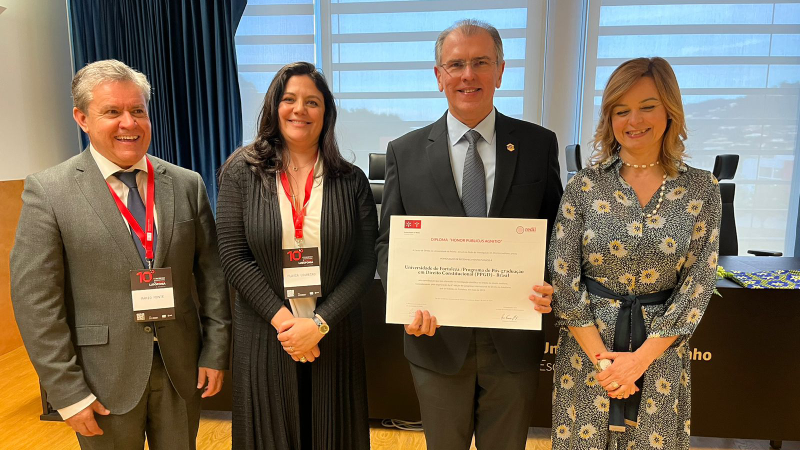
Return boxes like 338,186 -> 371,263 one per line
386,216 -> 551,331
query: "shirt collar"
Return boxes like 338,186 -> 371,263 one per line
313,150 -> 324,176
89,144 -> 149,180
599,153 -> 622,171
447,108 -> 496,146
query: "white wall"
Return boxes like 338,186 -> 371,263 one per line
0,0 -> 77,181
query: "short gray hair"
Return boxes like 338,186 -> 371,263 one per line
434,19 -> 504,66
71,59 -> 151,112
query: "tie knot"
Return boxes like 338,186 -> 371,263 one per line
115,170 -> 140,189
464,130 -> 481,146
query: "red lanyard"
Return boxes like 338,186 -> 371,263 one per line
106,158 -> 156,268
279,167 -> 315,241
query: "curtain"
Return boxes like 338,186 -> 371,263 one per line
69,0 -> 247,210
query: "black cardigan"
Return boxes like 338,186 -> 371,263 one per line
216,153 -> 377,450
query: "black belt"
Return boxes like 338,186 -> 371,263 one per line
584,277 -> 672,432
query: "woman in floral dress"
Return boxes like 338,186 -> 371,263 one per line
549,57 -> 721,450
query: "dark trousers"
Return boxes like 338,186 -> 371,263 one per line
409,329 -> 539,450
77,343 -> 201,450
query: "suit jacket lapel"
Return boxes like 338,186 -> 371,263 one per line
426,113 -> 465,216
489,111 -> 519,217
152,160 -> 174,269
74,150 -> 143,268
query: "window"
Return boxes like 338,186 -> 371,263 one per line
581,1 -> 800,255
236,0 -> 546,172
236,0 -> 316,141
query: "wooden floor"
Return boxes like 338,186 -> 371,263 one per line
1,346 -> 797,450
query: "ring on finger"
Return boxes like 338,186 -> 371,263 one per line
299,356 -> 307,363
288,346 -> 294,352
609,381 -> 621,390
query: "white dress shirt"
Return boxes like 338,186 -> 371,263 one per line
89,145 -> 158,229
58,147 -> 157,420
277,155 -> 324,319
446,109 -> 497,212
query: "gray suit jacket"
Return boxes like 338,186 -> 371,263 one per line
375,111 -> 563,375
10,149 -> 231,414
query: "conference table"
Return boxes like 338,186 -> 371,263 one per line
39,256 -> 800,445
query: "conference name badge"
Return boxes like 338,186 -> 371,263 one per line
129,268 -> 176,322
282,247 -> 322,299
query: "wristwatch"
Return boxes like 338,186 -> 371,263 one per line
313,314 -> 329,335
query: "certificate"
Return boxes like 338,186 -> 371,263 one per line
386,215 -> 547,330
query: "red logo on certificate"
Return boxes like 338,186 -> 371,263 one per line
404,220 -> 422,229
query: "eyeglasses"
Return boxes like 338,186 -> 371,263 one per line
439,58 -> 498,77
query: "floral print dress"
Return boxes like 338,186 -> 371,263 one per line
548,155 -> 721,450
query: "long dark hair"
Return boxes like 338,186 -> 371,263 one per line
221,62 -> 351,189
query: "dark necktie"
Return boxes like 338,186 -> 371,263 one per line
461,129 -> 487,217
115,170 -> 157,267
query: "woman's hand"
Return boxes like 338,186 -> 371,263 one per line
283,345 -> 321,363
277,318 -> 324,362
288,344 -> 321,363
596,351 -> 647,398
529,283 -> 553,313
608,384 -> 638,399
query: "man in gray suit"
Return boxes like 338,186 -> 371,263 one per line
376,20 -> 563,449
10,59 -> 231,449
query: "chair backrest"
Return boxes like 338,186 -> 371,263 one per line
713,154 -> 739,181
713,154 -> 739,255
565,144 -> 581,181
369,153 -> 386,181
367,153 -> 387,223
370,184 -> 385,206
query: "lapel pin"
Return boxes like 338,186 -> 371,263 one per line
507,143 -> 515,152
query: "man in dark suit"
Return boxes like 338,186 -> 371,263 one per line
10,59 -> 231,449
375,20 -> 563,450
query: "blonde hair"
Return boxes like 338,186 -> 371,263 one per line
72,59 -> 151,113
589,57 -> 687,177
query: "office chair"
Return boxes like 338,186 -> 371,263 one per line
712,154 -> 781,257
368,153 -> 386,218
565,144 -> 582,181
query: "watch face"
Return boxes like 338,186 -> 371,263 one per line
319,323 -> 330,334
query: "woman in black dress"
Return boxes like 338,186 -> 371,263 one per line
217,62 -> 377,449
